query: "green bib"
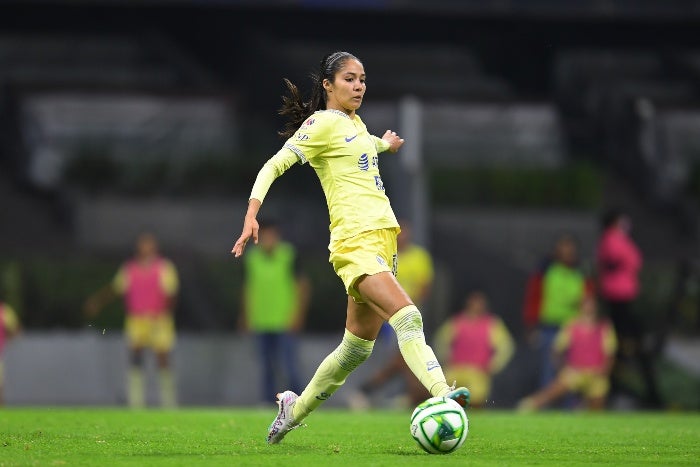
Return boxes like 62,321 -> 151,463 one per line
540,262 -> 585,326
244,243 -> 298,331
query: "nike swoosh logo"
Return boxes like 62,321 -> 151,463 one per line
345,134 -> 358,142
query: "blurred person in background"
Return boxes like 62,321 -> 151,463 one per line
596,208 -> 661,408
231,51 -> 470,445
84,232 -> 179,408
434,290 -> 514,408
348,219 -> 435,409
0,300 -> 21,406
517,294 -> 617,411
522,234 -> 592,390
240,219 -> 310,402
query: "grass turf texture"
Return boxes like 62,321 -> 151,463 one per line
1,408 -> 698,466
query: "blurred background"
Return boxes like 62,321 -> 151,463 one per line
0,0 -> 699,409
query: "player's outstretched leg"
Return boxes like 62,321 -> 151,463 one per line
267,391 -> 301,444
388,305 -> 471,409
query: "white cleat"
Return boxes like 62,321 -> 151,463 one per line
267,391 -> 301,444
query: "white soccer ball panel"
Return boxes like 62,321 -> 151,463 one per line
444,412 -> 463,427
421,417 -> 439,436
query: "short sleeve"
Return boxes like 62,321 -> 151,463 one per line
602,321 -> 618,356
160,260 -> 180,296
489,317 -> 515,373
2,304 -> 20,333
433,320 -> 454,362
282,114 -> 335,163
112,266 -> 128,295
417,248 -> 435,284
553,322 -> 572,352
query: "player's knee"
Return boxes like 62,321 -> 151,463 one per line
389,305 -> 424,344
130,349 -> 145,367
156,352 -> 170,369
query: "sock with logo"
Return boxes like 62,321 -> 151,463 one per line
293,329 -> 374,422
389,305 -> 451,397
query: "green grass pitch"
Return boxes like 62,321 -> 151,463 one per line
1,408 -> 698,466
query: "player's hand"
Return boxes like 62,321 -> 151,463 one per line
382,130 -> 405,153
231,216 -> 259,258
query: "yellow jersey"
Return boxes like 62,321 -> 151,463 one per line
1,303 -> 19,334
282,109 -> 399,242
396,244 -> 434,304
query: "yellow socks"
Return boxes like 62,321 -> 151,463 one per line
293,329 -> 374,422
127,367 -> 145,408
128,367 -> 177,408
389,305 -> 451,397
291,305 -> 449,423
158,368 -> 177,408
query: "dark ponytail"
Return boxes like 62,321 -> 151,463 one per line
278,51 -> 360,139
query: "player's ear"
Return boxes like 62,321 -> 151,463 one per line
322,78 -> 332,92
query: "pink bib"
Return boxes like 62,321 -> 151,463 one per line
566,320 -> 609,370
450,314 -> 495,371
124,259 -> 169,316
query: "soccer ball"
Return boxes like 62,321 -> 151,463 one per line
410,396 -> 468,454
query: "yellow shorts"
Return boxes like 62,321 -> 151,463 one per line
559,367 -> 610,399
329,228 -> 399,303
125,314 -> 176,353
445,365 -> 491,406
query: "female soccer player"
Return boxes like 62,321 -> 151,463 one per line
231,51 -> 470,444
